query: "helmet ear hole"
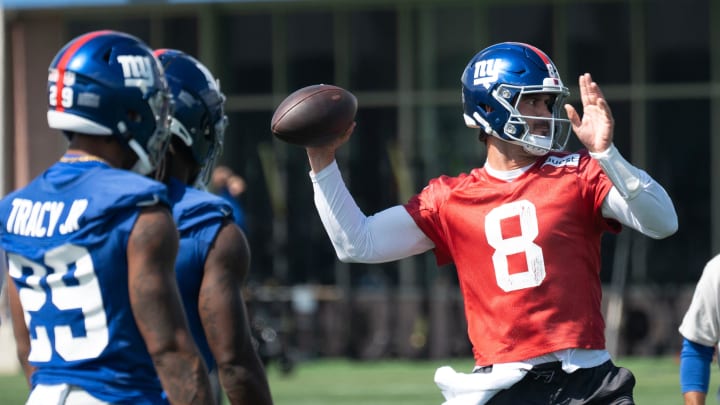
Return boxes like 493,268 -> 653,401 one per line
126,110 -> 142,123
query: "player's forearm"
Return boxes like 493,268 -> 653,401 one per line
135,291 -> 214,404
680,338 -> 713,405
17,352 -> 35,386
310,160 -> 369,261
602,178 -> 677,239
18,359 -> 34,387
7,279 -> 33,387
11,324 -> 32,386
152,351 -> 214,405
135,298 -> 214,404
219,363 -> 274,405
199,254 -> 272,405
625,178 -> 678,238
684,391 -> 706,405
590,143 -> 643,199
595,144 -> 677,238
306,147 -> 337,174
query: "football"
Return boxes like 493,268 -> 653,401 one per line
271,84 -> 357,147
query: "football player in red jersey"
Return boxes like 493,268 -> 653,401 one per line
303,42 -> 677,404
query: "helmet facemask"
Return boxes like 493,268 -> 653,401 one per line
493,83 -> 572,156
190,113 -> 227,189
129,88 -> 174,176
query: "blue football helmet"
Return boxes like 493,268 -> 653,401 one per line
461,42 -> 571,156
47,30 -> 172,175
153,49 -> 228,188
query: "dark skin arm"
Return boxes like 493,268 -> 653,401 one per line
200,219 -> 273,405
128,205 -> 213,405
6,273 -> 35,386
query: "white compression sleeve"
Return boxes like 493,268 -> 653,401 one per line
589,144 -> 642,199
310,161 -> 434,263
594,145 -> 678,239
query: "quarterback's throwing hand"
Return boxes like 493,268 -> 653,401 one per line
306,122 -> 356,174
564,73 -> 614,153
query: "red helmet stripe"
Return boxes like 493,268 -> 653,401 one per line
54,30 -> 111,112
522,43 -> 551,65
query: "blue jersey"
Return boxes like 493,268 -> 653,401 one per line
0,159 -> 170,404
167,177 -> 233,371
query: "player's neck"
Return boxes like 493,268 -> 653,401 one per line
484,160 -> 533,182
64,147 -> 123,167
61,150 -> 110,165
162,149 -> 195,186
486,140 -> 539,170
65,134 -> 133,169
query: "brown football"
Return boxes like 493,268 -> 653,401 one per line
270,84 -> 357,147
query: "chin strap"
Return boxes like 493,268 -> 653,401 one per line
589,143 -> 642,200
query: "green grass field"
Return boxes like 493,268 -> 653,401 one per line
0,356 -> 710,404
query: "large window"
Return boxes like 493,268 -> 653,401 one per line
286,11 -> 334,90
487,4 -> 554,55
349,10 -> 397,91
219,13 -> 273,94
646,0 -> 709,83
566,2 -> 631,84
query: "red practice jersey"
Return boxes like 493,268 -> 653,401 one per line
405,150 -> 620,365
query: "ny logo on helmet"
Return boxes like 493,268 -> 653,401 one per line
473,58 -> 504,89
117,55 -> 156,93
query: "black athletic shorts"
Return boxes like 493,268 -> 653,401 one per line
486,360 -> 636,405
